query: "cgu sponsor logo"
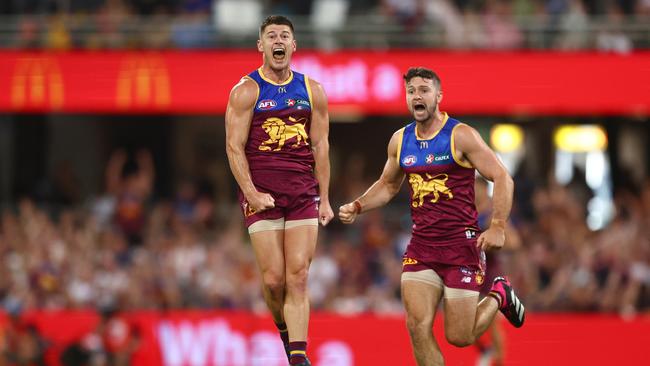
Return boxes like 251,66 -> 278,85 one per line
258,99 -> 277,110
157,319 -> 353,366
402,155 -> 417,166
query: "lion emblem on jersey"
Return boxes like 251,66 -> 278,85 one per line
408,173 -> 453,207
259,116 -> 309,151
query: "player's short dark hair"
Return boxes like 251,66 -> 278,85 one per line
403,67 -> 441,90
260,15 -> 294,35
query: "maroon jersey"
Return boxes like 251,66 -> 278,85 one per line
244,68 -> 315,173
398,113 -> 480,246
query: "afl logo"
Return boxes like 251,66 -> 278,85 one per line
258,99 -> 277,110
403,155 -> 417,166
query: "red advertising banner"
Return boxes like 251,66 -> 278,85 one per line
2,310 -> 648,365
0,51 -> 648,116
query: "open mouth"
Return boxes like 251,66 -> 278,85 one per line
272,48 -> 286,60
413,103 -> 426,112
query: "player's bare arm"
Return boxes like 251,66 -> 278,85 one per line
454,124 -> 514,251
225,77 -> 275,212
339,129 -> 406,224
309,78 -> 334,226
106,148 -> 127,195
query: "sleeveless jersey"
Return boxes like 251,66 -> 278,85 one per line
244,68 -> 314,173
398,113 -> 479,244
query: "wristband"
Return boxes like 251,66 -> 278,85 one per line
353,200 -> 362,214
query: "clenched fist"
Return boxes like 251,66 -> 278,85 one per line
246,191 -> 275,214
338,201 -> 360,224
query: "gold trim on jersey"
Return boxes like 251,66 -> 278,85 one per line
415,112 -> 449,141
305,75 -> 314,108
258,67 -> 294,86
243,75 -> 260,104
451,123 -> 474,169
396,127 -> 405,165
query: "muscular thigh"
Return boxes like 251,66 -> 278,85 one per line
443,289 -> 479,336
401,271 -> 444,324
283,225 -> 318,272
250,230 -> 285,276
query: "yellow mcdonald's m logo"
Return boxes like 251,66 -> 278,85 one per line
11,57 -> 64,109
116,56 -> 170,109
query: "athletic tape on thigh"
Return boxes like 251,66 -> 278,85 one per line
248,218 -> 285,234
443,287 -> 479,299
284,218 -> 318,229
401,269 -> 443,288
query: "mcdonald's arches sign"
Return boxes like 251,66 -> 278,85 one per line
10,57 -> 64,111
0,51 -> 648,115
116,56 -> 171,110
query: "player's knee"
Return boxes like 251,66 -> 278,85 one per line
262,272 -> 285,295
405,315 -> 432,337
445,332 -> 474,348
285,266 -> 309,292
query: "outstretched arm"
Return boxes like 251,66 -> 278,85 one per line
309,78 -> 334,226
454,124 -> 514,250
225,77 -> 275,213
106,148 -> 127,195
339,130 -> 405,224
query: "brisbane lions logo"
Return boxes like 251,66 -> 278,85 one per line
408,173 -> 453,207
258,117 -> 309,151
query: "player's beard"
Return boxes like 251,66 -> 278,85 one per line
413,101 -> 437,123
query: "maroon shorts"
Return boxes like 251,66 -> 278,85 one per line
480,252 -> 500,295
402,238 -> 486,292
238,169 -> 320,227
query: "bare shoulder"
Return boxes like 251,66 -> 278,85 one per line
453,123 -> 483,149
387,127 -> 405,153
307,76 -> 327,102
228,76 -> 259,109
306,76 -> 324,92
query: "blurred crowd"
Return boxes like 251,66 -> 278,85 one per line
0,144 -> 649,364
0,0 -> 648,50
1,147 -> 649,320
